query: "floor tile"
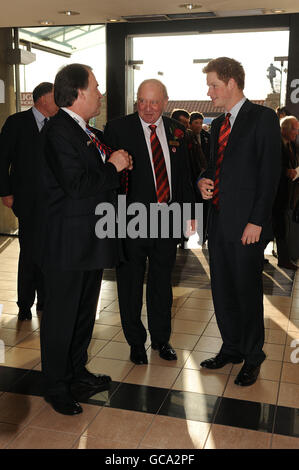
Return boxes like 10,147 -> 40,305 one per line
214,397 -> 275,432
224,376 -> 279,405
91,324 -> 121,340
141,415 -> 211,449
87,356 -> 134,382
158,390 -> 221,423
0,328 -> 33,347
171,319 -> 207,336
107,382 -> 169,414
264,328 -> 287,345
271,434 -> 299,448
281,362 -> 299,385
74,435 -> 138,449
175,308 -> 214,322
16,331 -> 40,350
0,422 -> 21,449
278,382 -> 299,408
96,340 -> 131,361
183,298 -> 214,310
3,347 -> 41,369
7,426 -> 78,449
231,359 -> 282,382
263,343 -> 285,361
29,402 -> 100,434
0,392 -> 46,426
169,333 -> 200,350
202,323 -> 221,338
87,339 -> 109,357
194,336 -> 223,354
123,364 -> 181,389
274,405 -> 299,437
173,369 -> 228,396
84,407 -> 153,445
204,424 -> 271,449
0,314 -> 40,331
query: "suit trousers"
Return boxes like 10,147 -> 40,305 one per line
208,209 -> 266,366
17,216 -> 44,310
116,237 -> 178,346
40,268 -> 102,394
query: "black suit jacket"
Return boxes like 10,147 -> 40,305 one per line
35,109 -> 121,270
202,100 -> 281,242
0,108 -> 41,218
104,112 -> 195,234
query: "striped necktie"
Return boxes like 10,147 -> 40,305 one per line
212,113 -> 231,210
149,125 -> 170,203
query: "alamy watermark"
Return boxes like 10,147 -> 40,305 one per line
94,196 -> 203,241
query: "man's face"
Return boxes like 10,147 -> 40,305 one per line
80,71 -> 102,120
137,83 -> 168,124
284,119 -> 299,142
206,71 -> 232,109
190,118 -> 203,134
42,90 -> 58,117
178,115 -> 190,129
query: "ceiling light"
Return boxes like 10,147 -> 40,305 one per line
107,18 -> 121,22
58,10 -> 80,16
179,4 -> 202,10
271,9 -> 286,13
39,20 -> 54,25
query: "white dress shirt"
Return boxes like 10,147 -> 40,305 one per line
226,96 -> 247,128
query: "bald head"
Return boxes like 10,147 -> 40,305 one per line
137,79 -> 169,124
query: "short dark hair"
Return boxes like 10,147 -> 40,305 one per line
32,82 -> 53,103
54,63 -> 92,107
190,112 -> 204,124
203,57 -> 245,90
171,109 -> 190,121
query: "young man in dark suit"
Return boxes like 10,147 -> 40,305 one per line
0,82 -> 58,320
198,57 -> 281,386
36,64 -> 132,415
104,79 -> 195,366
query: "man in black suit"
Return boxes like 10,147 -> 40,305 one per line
189,112 -> 211,164
36,64 -> 132,415
272,115 -> 299,270
0,82 -> 58,320
104,79 -> 195,365
198,57 -> 281,386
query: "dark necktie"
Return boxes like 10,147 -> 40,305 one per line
85,125 -> 128,194
149,125 -> 170,203
212,113 -> 231,210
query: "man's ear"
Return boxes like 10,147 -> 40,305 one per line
227,78 -> 236,90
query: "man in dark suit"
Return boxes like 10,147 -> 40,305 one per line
189,112 -> 211,165
0,82 -> 58,320
36,64 -> 132,415
198,57 -> 281,386
104,79 -> 195,365
272,115 -> 299,270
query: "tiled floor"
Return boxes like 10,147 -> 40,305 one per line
0,237 -> 299,450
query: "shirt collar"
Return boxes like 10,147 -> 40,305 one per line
32,106 -> 46,124
226,96 -> 247,120
139,114 -> 163,131
62,107 -> 87,131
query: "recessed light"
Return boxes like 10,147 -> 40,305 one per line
39,20 -> 54,25
107,18 -> 121,22
179,3 -> 202,10
271,9 -> 285,13
58,10 -> 80,16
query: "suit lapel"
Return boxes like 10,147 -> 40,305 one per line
224,99 -> 251,156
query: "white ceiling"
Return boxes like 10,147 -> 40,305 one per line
0,1 -> 298,28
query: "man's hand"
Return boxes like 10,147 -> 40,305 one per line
287,168 -> 297,180
241,223 -> 262,246
198,178 -> 214,199
1,195 -> 14,209
108,149 -> 133,172
185,219 -> 197,238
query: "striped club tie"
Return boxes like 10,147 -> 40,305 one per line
149,125 -> 170,203
212,113 -> 231,210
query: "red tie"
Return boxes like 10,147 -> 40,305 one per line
149,125 -> 170,203
212,113 -> 231,210
86,124 -> 128,194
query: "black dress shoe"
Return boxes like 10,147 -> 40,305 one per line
45,393 -> 83,415
200,353 -> 243,370
130,345 -> 148,365
234,362 -> 261,386
18,309 -> 32,321
72,369 -> 111,391
151,342 -> 177,361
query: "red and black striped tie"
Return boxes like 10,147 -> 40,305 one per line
212,113 -> 231,210
149,125 -> 170,203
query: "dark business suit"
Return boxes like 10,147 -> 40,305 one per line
36,109 -> 120,394
203,100 -> 281,365
104,112 -> 195,347
0,109 -> 45,310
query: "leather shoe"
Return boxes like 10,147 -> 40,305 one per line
151,342 -> 177,361
45,393 -> 82,415
201,353 -> 243,370
72,369 -> 111,391
234,362 -> 261,386
130,345 -> 148,365
18,308 -> 32,321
